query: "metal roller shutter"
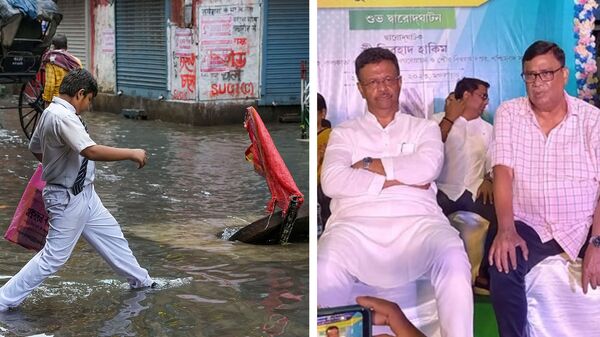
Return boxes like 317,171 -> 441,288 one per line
115,0 -> 168,98
261,0 -> 309,105
55,0 -> 88,68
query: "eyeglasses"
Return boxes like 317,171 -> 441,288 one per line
472,92 -> 489,101
521,67 -> 563,83
359,76 -> 401,89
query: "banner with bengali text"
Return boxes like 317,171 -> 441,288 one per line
318,0 -> 489,8
317,0 -> 576,125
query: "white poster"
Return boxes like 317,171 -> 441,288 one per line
198,3 -> 261,101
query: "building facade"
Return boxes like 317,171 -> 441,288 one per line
55,0 -> 308,124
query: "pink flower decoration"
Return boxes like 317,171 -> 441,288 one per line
575,0 -> 598,102
580,36 -> 592,44
576,44 -> 588,55
584,62 -> 597,73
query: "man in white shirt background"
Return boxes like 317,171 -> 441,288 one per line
432,78 -> 496,291
318,47 -> 473,337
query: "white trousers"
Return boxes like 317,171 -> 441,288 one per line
0,184 -> 152,310
318,216 -> 473,337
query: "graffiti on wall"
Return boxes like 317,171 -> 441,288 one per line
171,28 -> 197,100
198,3 -> 260,100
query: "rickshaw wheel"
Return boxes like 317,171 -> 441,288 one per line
18,78 -> 44,140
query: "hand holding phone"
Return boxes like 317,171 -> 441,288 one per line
356,296 -> 426,337
317,305 -> 372,337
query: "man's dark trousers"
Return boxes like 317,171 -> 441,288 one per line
488,221 -> 588,337
437,189 -> 497,281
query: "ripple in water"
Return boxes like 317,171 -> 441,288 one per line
0,110 -> 308,336
176,294 -> 227,304
220,227 -> 241,240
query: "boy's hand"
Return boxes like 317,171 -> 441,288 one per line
81,145 -> 149,167
131,149 -> 148,168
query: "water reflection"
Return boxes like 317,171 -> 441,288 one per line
0,106 -> 308,336
98,290 -> 149,337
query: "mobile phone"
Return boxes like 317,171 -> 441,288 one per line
317,305 -> 371,337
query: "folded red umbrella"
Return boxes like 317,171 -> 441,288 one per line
244,106 -> 304,215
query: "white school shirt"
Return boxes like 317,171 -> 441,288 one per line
321,110 -> 445,221
431,113 -> 493,201
29,97 -> 96,188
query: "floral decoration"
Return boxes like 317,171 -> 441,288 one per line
574,0 -> 599,103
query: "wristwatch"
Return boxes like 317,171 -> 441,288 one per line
590,235 -> 600,248
362,156 -> 373,169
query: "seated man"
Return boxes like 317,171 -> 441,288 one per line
41,34 -> 82,104
432,78 -> 497,289
318,47 -> 473,337
489,40 -> 600,337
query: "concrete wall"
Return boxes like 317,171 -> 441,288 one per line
91,0 -> 116,93
92,93 -> 296,125
195,1 -> 262,102
169,25 -> 197,100
167,0 -> 263,104
89,0 -> 300,125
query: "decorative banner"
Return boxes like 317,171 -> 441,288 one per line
349,9 -> 456,30
318,0 -> 489,8
317,0 -> 577,126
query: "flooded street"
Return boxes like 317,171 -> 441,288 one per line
0,101 -> 308,337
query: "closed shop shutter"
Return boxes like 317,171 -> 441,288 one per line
261,0 -> 309,105
115,0 -> 168,98
55,0 -> 88,68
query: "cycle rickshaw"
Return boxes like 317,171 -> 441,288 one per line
0,0 -> 62,139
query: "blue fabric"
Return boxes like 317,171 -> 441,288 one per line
7,0 -> 36,19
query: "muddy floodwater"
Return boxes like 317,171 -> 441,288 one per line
0,105 -> 308,337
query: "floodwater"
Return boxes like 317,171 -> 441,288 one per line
0,100 -> 309,337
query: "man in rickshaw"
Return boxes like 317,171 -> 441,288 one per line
41,33 -> 81,104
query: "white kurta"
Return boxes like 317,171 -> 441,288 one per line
431,113 -> 493,201
318,111 -> 473,337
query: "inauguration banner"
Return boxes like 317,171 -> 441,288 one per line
317,0 -> 576,126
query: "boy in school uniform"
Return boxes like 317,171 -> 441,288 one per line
0,69 -> 154,311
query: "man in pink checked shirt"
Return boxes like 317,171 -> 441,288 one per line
489,40 -> 600,337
